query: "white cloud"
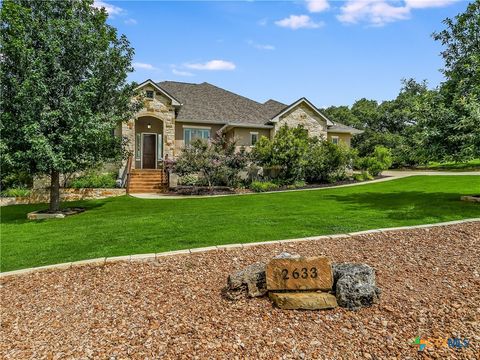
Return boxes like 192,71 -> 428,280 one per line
337,1 -> 410,26
172,69 -> 194,77
133,62 -> 157,70
247,40 -> 275,51
405,0 -> 458,9
306,0 -> 330,13
275,15 -> 324,30
92,0 -> 124,17
185,60 -> 236,71
337,0 -> 458,26
124,18 -> 137,25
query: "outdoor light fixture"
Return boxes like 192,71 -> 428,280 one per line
147,123 -> 151,129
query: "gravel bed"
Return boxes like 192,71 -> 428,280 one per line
1,223 -> 479,359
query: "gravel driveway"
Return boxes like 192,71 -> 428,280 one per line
1,223 -> 479,359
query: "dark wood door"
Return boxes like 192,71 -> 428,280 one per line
142,134 -> 156,169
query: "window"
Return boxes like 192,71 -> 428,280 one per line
145,90 -> 154,99
250,132 -> 258,146
184,128 -> 210,146
135,133 -> 141,160
331,136 -> 339,145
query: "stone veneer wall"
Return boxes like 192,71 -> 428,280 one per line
274,103 -> 327,140
0,188 -> 126,206
124,84 -> 177,168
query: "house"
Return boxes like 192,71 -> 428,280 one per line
120,79 -> 361,169
119,79 -> 361,192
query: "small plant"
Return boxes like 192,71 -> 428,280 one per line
0,187 -> 31,198
353,171 -> 374,182
286,180 -> 306,190
69,172 -> 117,189
249,181 -> 279,192
180,174 -> 200,186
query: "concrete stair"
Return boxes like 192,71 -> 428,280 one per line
128,169 -> 168,194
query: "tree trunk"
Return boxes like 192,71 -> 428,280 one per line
49,170 -> 61,213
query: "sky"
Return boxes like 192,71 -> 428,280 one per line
94,0 -> 469,107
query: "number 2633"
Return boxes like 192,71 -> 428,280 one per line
281,267 -> 318,280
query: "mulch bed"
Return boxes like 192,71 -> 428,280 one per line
167,176 -> 389,196
1,222 -> 479,359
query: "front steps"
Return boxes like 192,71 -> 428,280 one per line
128,169 -> 168,194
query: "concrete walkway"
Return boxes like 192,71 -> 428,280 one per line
130,169 -> 480,199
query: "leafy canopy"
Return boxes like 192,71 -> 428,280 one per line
0,0 -> 139,176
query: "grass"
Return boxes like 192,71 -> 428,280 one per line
1,176 -> 479,272
421,158 -> 480,171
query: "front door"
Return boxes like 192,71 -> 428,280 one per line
142,134 -> 156,169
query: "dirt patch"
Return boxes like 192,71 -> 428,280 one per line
1,223 -> 479,358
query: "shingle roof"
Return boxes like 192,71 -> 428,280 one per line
155,81 -> 362,134
328,122 -> 363,134
158,81 -> 273,126
263,99 -> 287,118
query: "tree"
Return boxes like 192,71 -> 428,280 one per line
0,0 -> 139,212
423,0 -> 480,161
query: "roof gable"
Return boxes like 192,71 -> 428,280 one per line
270,98 -> 333,126
135,79 -> 181,106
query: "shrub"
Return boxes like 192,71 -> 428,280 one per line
353,171 -> 373,182
69,172 -> 117,188
249,181 -> 279,192
251,125 -> 309,183
0,187 -> 31,197
174,134 -> 248,189
304,140 -> 353,183
356,146 -> 393,177
0,171 -> 33,190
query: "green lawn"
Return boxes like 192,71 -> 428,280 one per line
1,176 -> 479,272
422,158 -> 480,171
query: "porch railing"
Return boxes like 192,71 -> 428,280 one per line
118,155 -> 133,190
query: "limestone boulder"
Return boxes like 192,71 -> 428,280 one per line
222,262 -> 267,300
269,292 -> 337,310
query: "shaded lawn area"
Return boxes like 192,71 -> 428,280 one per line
1,176 -> 479,272
422,158 -> 480,171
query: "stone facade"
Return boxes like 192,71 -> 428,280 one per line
274,102 -> 327,140
125,84 -> 176,169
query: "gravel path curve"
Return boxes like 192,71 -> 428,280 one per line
1,223 -> 479,359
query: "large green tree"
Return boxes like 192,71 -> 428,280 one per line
422,0 -> 480,161
0,0 -> 139,211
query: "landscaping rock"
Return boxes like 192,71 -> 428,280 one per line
222,262 -> 267,300
269,292 -> 337,310
332,263 -> 381,310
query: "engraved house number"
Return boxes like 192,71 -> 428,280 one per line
281,267 -> 318,280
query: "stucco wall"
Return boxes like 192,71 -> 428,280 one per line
232,128 -> 271,147
174,122 -> 223,155
275,103 -> 327,140
327,132 -> 352,147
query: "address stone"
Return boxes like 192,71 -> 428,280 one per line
266,256 -> 333,291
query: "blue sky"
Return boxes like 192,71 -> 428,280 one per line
95,0 -> 468,107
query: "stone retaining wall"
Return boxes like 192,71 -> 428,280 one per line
0,188 -> 126,206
